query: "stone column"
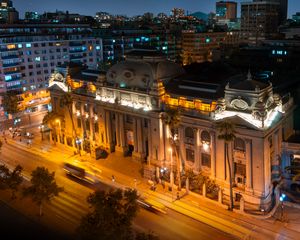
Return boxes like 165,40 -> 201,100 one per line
210,131 -> 216,178
80,102 -> 85,138
133,118 -> 138,153
245,139 -> 253,191
195,129 -> 201,171
89,104 -> 94,141
137,118 -> 143,154
147,118 -> 152,164
105,111 -> 112,151
272,131 -> 280,180
119,114 -> 125,148
115,113 -> 120,147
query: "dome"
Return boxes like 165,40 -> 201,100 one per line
106,59 -> 184,90
230,80 -> 270,91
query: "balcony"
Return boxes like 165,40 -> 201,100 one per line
1,54 -> 19,60
184,137 -> 195,145
2,62 -> 20,68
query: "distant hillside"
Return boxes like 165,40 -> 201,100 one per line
189,12 -> 208,21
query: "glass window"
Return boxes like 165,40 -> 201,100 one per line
77,118 -> 81,128
234,138 -> 245,151
186,149 -> 195,162
201,130 -> 210,143
26,43 -> 32,48
201,153 -> 211,168
185,127 -> 194,139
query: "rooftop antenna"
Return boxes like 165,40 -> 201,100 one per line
247,65 -> 252,81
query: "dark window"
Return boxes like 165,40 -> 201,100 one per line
77,118 -> 81,128
85,119 -> 90,131
201,130 -> 210,143
185,127 -> 194,139
201,153 -> 211,168
94,122 -> 99,133
186,149 -> 195,162
234,163 -> 246,176
234,138 -> 245,151
126,115 -> 133,124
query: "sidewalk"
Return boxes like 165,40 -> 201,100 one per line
8,138 -> 300,240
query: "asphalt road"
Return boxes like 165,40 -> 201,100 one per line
0,139 -> 234,240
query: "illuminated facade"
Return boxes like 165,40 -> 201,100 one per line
49,50 -> 294,210
181,30 -> 239,65
0,24 -> 102,116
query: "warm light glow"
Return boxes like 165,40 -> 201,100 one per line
85,113 -> 89,119
94,115 -> 98,121
168,148 -> 172,152
76,111 -> 80,117
202,142 -> 210,152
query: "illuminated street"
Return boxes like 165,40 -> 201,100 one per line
0,137 -> 234,240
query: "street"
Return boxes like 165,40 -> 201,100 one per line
0,136 -> 234,240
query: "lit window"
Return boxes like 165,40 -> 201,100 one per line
5,75 -> 12,81
18,44 -> 22,48
35,57 -> 41,62
26,43 -> 32,48
96,46 -> 101,50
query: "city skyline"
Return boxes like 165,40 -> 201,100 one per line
14,0 -> 298,18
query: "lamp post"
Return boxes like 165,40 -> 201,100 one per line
279,193 -> 286,222
169,147 -> 174,201
39,125 -> 45,140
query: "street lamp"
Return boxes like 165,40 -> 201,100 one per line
168,147 -> 174,200
279,193 -> 286,221
39,124 -> 45,140
76,138 -> 82,156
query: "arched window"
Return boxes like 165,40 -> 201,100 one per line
201,130 -> 211,143
234,138 -> 245,151
185,127 -> 194,139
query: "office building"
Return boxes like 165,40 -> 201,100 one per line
0,0 -> 18,23
216,1 -> 237,20
0,24 -> 102,115
241,1 -> 280,43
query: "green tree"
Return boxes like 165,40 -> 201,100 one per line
0,164 -> 10,189
43,111 -> 62,144
163,107 -> 182,190
23,167 -> 63,216
2,92 -> 19,115
0,164 -> 23,199
217,121 -> 236,210
61,93 -> 79,153
77,188 -> 139,240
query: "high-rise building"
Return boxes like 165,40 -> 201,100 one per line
171,8 -> 185,19
241,1 -> 280,43
0,24 -> 103,116
216,1 -> 237,20
0,0 -> 18,23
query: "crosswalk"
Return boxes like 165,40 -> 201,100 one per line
45,191 -> 90,227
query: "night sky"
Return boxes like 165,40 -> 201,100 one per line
14,0 -> 298,17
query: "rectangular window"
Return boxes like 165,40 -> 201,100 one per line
201,153 -> 211,168
94,122 -> 99,133
77,118 -> 81,128
26,43 -> 32,48
186,149 -> 195,162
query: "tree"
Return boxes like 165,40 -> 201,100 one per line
1,92 -> 19,115
61,92 -> 79,153
23,167 -> 63,216
217,121 -> 236,210
77,188 -> 139,240
43,111 -> 62,144
0,164 -> 23,199
163,107 -> 182,190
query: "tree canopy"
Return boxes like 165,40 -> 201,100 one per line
23,167 -> 63,216
2,92 -> 19,115
0,164 -> 23,199
78,188 -> 140,240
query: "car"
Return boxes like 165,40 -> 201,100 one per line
137,197 -> 167,214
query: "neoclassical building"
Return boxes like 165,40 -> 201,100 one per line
48,50 -> 294,209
